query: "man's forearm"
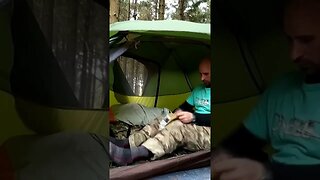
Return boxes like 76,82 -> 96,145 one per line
194,113 -> 211,127
175,101 -> 211,126
175,101 -> 194,112
215,125 -> 320,180
218,124 -> 269,162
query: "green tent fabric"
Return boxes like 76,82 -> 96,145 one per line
0,1 -> 109,179
0,91 -> 34,145
0,0 -> 108,143
109,20 -> 210,41
0,0 -> 35,145
4,132 -> 108,180
109,20 -> 210,110
0,2 -> 13,93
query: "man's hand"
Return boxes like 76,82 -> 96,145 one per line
213,158 -> 269,180
212,148 -> 233,164
174,111 -> 194,124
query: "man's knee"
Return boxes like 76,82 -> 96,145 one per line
129,133 -> 147,147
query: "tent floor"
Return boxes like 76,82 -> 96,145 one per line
150,166 -> 210,180
109,147 -> 193,168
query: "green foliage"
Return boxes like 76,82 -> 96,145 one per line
185,0 -> 210,23
118,0 -> 130,21
117,0 -> 211,23
136,0 -> 154,20
170,0 -> 210,23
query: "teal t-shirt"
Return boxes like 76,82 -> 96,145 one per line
186,85 -> 211,114
244,72 -> 320,165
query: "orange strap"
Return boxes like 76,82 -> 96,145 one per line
109,107 -> 116,124
0,145 -> 15,180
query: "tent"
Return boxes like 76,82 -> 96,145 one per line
109,20 -> 211,110
0,0 -> 109,179
109,20 -> 211,179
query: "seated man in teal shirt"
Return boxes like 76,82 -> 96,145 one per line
109,57 -> 211,166
213,0 -> 320,180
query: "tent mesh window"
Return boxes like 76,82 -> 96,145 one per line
11,0 -> 108,109
117,57 -> 148,96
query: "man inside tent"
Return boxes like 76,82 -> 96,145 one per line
213,0 -> 320,179
109,57 -> 211,166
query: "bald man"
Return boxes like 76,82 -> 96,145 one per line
109,57 -> 211,166
213,0 -> 320,180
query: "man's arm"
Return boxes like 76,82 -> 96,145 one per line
213,125 -> 272,180
175,101 -> 211,126
174,101 -> 194,113
194,113 -> 211,127
221,126 -> 320,179
218,124 -> 269,162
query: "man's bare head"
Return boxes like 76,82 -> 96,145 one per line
284,0 -> 320,82
199,57 -> 211,87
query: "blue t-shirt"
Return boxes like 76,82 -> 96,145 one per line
244,72 -> 320,165
186,85 -> 211,114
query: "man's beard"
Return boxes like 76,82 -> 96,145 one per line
295,59 -> 320,83
298,65 -> 320,84
204,82 -> 211,88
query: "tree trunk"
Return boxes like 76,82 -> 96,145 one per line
109,0 -> 119,23
118,0 -> 121,21
133,0 -> 138,20
154,0 -> 158,19
79,0 -> 91,107
128,0 -> 131,20
179,0 -> 185,20
158,0 -> 165,20
50,0 -> 78,91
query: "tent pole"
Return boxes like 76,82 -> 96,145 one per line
172,52 -> 193,91
154,65 -> 161,107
